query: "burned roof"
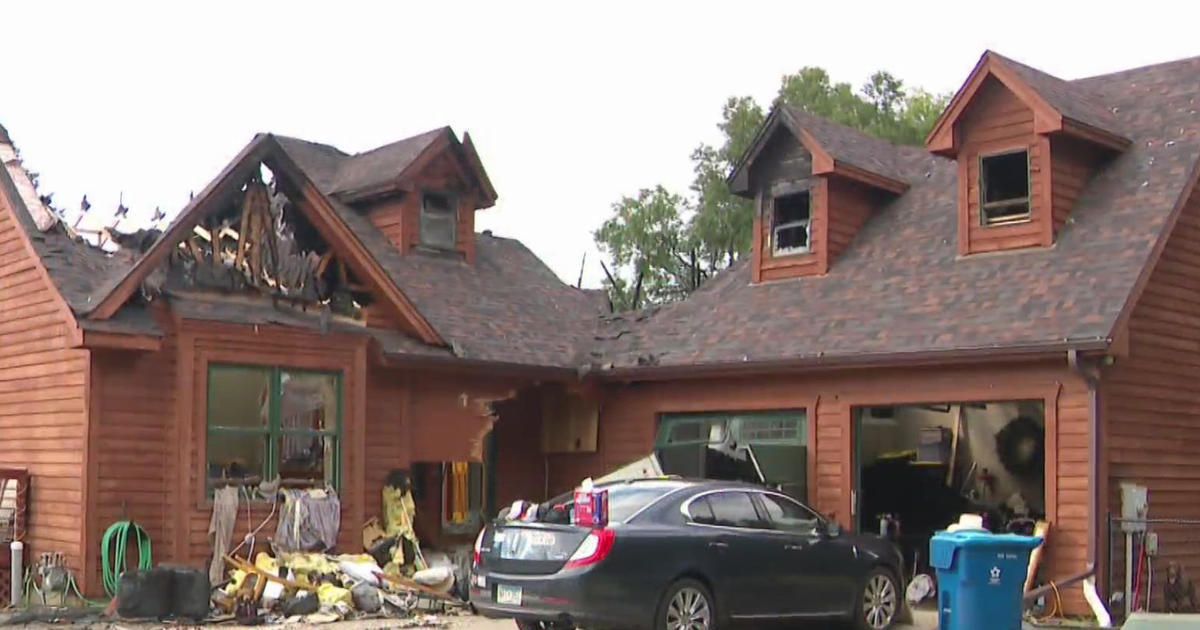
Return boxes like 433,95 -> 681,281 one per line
586,55 -> 1200,371
267,132 -> 605,367
6,52 -> 1200,377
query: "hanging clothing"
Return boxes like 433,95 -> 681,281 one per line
274,488 -> 341,552
207,486 -> 239,584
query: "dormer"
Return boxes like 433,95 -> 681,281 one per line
730,106 -> 909,283
926,51 -> 1129,255
329,127 -> 497,264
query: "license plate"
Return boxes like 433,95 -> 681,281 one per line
528,531 -> 555,547
496,584 -> 522,606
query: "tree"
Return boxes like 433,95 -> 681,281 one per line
594,67 -> 950,310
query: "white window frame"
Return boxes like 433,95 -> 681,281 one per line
771,192 -> 812,256
419,191 -> 457,249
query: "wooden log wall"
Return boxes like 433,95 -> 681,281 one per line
1103,183 -> 1200,610
555,360 -> 1094,614
0,185 -> 90,586
957,76 -> 1052,255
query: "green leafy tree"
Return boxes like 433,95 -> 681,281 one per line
595,67 -> 950,310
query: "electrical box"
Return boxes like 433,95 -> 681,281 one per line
1121,482 -> 1148,533
1145,531 -> 1159,556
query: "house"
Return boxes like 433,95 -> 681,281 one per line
0,123 -> 605,595
0,49 -> 1197,615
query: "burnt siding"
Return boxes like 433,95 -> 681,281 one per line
751,131 -> 823,281
1105,185 -> 1200,609
0,191 -> 88,580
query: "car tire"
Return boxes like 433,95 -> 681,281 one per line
855,567 -> 901,630
655,578 -> 716,630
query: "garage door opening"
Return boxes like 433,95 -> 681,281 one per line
854,401 -> 1045,576
655,410 -> 808,502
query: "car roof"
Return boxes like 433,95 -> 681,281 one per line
596,477 -> 766,492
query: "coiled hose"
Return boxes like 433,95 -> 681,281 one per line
100,521 -> 152,597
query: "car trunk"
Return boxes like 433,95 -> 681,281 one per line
479,522 -> 591,575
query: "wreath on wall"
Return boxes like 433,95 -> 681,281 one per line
995,415 -> 1044,478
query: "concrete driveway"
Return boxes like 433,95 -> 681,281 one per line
451,609 -> 939,629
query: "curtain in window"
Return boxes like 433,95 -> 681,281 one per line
446,462 -> 470,523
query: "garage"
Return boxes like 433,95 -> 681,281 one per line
853,401 -> 1047,577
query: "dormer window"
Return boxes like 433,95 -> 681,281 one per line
772,192 -> 811,256
419,192 -> 457,249
980,150 -> 1031,226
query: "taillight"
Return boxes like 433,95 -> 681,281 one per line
563,528 -> 615,569
473,527 -> 486,566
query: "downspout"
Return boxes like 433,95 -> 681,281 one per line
1067,349 -> 1112,627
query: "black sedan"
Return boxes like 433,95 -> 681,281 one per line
470,479 -> 904,630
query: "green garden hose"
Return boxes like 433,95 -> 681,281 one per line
100,521 -> 152,597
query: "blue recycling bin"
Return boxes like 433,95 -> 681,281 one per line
929,530 -> 1042,630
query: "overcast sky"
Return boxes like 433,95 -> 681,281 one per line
4,1 -> 1197,287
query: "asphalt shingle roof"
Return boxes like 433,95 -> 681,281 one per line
8,53 -> 1200,376
585,55 -> 1200,370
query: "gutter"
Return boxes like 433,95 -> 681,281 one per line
596,339 -> 1111,381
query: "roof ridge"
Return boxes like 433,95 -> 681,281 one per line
344,126 -> 447,160
271,133 -> 349,156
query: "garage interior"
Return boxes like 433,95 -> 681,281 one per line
854,401 -> 1046,578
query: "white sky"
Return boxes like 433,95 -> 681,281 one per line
4,1 -> 1198,287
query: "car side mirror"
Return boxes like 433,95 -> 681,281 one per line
819,520 -> 841,537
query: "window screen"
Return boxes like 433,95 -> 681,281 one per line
420,192 -> 457,249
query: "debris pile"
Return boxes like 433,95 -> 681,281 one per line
109,469 -> 466,625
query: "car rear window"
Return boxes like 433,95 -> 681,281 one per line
607,484 -> 679,522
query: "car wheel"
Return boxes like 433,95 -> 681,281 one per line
855,568 -> 900,630
656,578 -> 715,630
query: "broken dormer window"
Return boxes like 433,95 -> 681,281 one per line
420,192 -> 457,249
772,192 -> 811,256
980,150 -> 1031,226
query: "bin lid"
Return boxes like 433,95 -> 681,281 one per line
928,530 -> 1043,570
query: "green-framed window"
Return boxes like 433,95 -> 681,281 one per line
656,410 -> 808,502
206,364 -> 343,493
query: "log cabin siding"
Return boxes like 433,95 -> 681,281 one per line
750,131 -> 824,282
88,345 -> 175,594
178,323 -> 370,567
825,177 -> 877,263
364,368 -> 409,524
1050,136 -> 1100,235
552,361 -> 1093,614
366,197 -> 407,253
957,77 -> 1052,255
0,192 -> 89,583
757,178 -> 825,282
1103,185 -> 1200,609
